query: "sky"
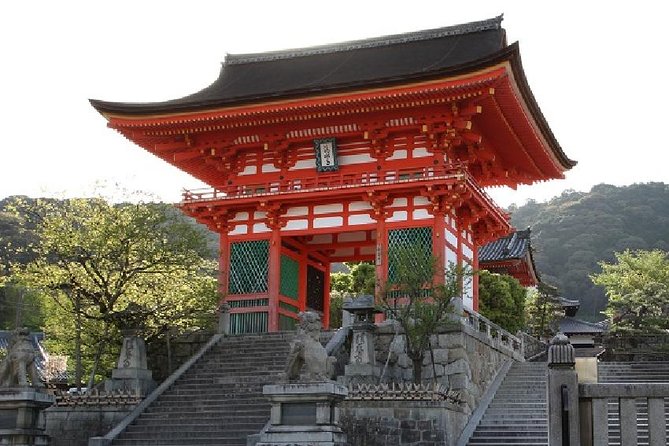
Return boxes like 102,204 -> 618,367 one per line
1,1 -> 667,208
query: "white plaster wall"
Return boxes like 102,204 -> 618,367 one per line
314,216 -> 344,228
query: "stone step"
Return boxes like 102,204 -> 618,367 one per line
110,332 -> 292,446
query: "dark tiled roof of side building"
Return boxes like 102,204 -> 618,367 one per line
559,317 -> 606,334
478,228 -> 532,262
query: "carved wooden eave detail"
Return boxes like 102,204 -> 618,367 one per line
363,191 -> 391,221
259,202 -> 287,230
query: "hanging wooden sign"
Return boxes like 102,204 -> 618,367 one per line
313,138 -> 338,172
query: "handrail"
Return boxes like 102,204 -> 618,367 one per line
461,308 -> 524,359
578,383 -> 669,446
181,163 -> 468,203
88,333 -> 224,446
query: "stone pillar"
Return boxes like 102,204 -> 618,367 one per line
104,330 -> 156,396
0,388 -> 54,445
217,302 -> 231,335
547,333 -> 580,446
344,321 -> 379,383
257,382 -> 348,446
341,297 -> 353,328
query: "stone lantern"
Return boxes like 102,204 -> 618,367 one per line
343,295 -> 381,382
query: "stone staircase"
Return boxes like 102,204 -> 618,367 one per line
467,361 -> 548,446
598,362 -> 669,446
598,361 -> 669,383
111,332 -> 293,446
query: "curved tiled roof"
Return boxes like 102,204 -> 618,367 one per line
478,228 -> 532,262
559,317 -> 606,334
91,16 -> 506,115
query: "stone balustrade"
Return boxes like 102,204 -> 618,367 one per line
547,333 -> 669,446
461,309 -> 524,360
579,383 -> 668,446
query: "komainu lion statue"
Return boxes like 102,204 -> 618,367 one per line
0,327 -> 43,388
284,312 -> 336,382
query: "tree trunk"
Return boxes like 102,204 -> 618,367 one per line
74,295 -> 82,391
412,356 -> 423,383
87,325 -> 110,389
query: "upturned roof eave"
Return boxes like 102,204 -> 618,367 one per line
90,44 -> 575,172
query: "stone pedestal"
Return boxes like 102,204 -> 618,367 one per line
0,387 -> 54,446
104,332 -> 155,396
256,382 -> 348,446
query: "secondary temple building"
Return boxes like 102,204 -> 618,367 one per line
91,16 -> 574,334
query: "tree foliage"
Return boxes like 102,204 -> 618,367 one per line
6,197 -> 219,383
510,183 -> 669,320
379,246 -> 460,383
478,271 -> 526,333
524,282 -> 562,339
591,249 -> 669,333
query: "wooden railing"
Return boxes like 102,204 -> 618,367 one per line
579,383 -> 669,446
181,164 -> 467,203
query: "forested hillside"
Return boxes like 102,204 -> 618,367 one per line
509,183 -> 669,320
2,184 -> 667,325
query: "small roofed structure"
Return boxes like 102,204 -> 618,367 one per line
478,228 -> 539,286
555,298 -> 606,354
559,297 -> 580,317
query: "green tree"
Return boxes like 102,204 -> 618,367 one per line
525,282 -> 562,339
0,282 -> 44,330
478,271 -> 526,333
380,246 -> 460,383
510,183 -> 669,320
591,249 -> 669,333
349,262 -> 376,295
9,197 -> 218,386
330,272 -> 353,295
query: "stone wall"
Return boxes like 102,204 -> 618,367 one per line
602,333 -> 669,361
146,330 -> 214,382
373,322 -> 515,413
340,400 -> 467,446
45,406 -> 133,446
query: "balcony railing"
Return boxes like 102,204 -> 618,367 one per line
182,163 -> 469,203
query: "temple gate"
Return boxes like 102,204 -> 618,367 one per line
91,16 -> 575,333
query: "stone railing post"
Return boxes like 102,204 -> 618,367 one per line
217,302 -> 231,335
547,333 -> 580,446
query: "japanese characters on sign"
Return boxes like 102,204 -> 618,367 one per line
314,138 -> 339,172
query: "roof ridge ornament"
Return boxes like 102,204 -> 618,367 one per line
225,15 -> 504,66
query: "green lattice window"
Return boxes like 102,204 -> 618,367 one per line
229,312 -> 268,334
228,240 -> 269,294
280,255 -> 299,300
228,299 -> 269,308
388,227 -> 432,283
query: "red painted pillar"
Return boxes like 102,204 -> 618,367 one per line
472,245 -> 479,311
268,229 -> 281,332
218,229 -> 230,303
323,261 -> 331,329
432,211 -> 446,285
374,217 -> 387,324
